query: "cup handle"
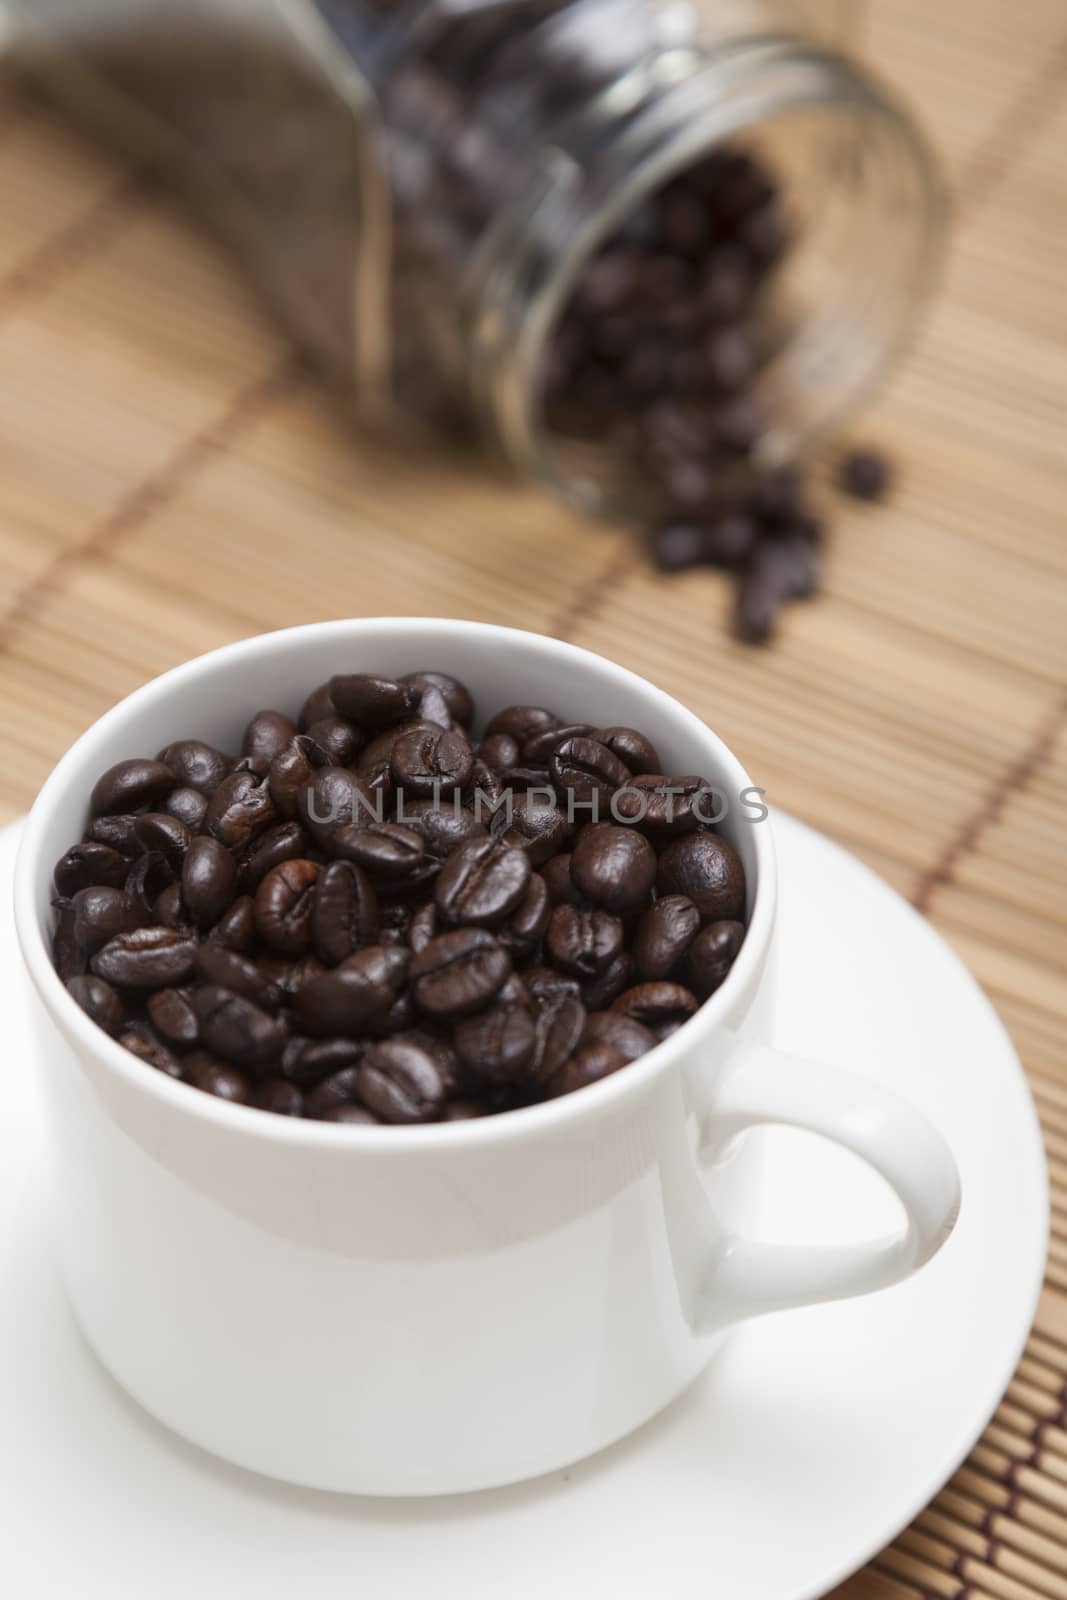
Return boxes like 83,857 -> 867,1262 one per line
693,1039 -> 962,1328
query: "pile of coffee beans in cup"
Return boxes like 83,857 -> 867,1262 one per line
51,670 -> 748,1124
542,146 -> 894,644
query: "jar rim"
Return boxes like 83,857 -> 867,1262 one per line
467,38 -> 947,518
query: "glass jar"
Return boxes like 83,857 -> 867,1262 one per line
8,0 -> 945,517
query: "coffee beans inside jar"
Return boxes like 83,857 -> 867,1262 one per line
52,669 -> 749,1124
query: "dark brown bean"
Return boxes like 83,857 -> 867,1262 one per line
358,1035 -> 450,1122
92,926 -> 199,988
411,929 -> 511,1019
632,894 -> 701,982
243,709 -> 298,765
594,726 -> 662,775
206,895 -> 256,953
655,832 -> 746,920
147,986 -> 201,1048
66,974 -> 126,1035
204,765 -> 277,852
397,799 -> 487,860
133,813 -> 192,873
182,836 -> 238,928
550,736 -> 632,810
322,1103 -> 382,1125
611,981 -> 699,1034
489,792 -> 572,865
52,900 -> 85,981
531,992 -> 586,1082
295,945 -> 409,1035
70,886 -> 146,955
196,944 -> 282,1011
546,904 -> 624,978
157,740 -> 231,794
255,1079 -> 305,1117
313,859 -> 379,966
86,814 -> 142,857
548,1042 -> 628,1099
253,859 -> 319,955
155,882 -> 188,929
121,1023 -> 187,1080
90,758 -> 178,817
281,1036 -> 363,1088
581,952 -> 632,1010
329,673 -> 420,728
441,1100 -> 488,1122
305,716 -> 362,765
53,843 -> 130,897
190,1054 -> 251,1103
500,873 -> 551,957
297,764 -> 379,846
454,1003 -> 538,1086
435,837 -> 531,927
194,985 -> 287,1069
298,681 -> 337,731
400,671 -> 474,728
236,821 -> 309,894
163,787 -> 209,831
541,853 -> 582,907
682,919 -> 745,998
484,705 -> 560,744
124,852 -> 174,916
305,1065 -> 364,1116
582,1011 -> 657,1062
613,774 -> 716,840
269,735 -> 329,820
521,722 -> 596,765
390,727 -> 473,799
332,821 -> 425,882
569,823 -> 656,914
476,733 -> 519,771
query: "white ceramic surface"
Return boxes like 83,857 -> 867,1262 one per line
0,815 -> 1046,1600
13,621 -> 960,1495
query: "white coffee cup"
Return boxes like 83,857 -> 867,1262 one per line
14,618 -> 960,1496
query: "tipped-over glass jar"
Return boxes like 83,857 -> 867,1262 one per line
9,0 -> 945,517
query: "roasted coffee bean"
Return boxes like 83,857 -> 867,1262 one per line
441,1099 -> 488,1121
333,821 -> 425,882
253,859 -> 319,955
541,853 -> 582,907
570,824 -> 656,914
196,944 -> 282,1011
299,681 -> 337,731
521,722 -> 595,765
411,928 -> 511,1018
295,945 -> 409,1035
255,1079 -> 305,1117
611,981 -> 699,1035
305,716 -> 362,765
358,720 -> 434,777
390,726 -> 473,799
147,986 -> 201,1048
401,671 -> 473,728
87,814 -> 144,857
548,1042 -> 628,1099
632,895 -> 701,982
653,520 -> 705,572
180,836 -> 236,928
298,765 -> 377,845
582,1011 -> 657,1062
194,985 -> 287,1069
524,966 -> 582,1005
546,904 -> 624,978
435,836 -> 531,927
155,882 -> 188,929
243,709 -> 298,765
124,852 -> 174,916
476,733 -> 520,771
121,1023 -> 187,1081
454,1003 -> 538,1086
363,987 -> 419,1039
532,993 -> 586,1081
163,786 -> 209,831
306,1065 -> 364,1116
92,926 -> 199,988
378,900 -> 414,946
499,764 -> 552,793
189,1053 -> 251,1103
261,954 -> 326,999
236,821 -> 309,894
323,1103 -> 383,1125
408,900 -> 439,953
656,832 -> 745,920
613,774 -> 714,840
66,974 -> 126,1035
595,727 -> 662,776
358,1035 -> 450,1122
157,739 -> 231,794
501,873 -> 550,956
398,798 -> 487,860
550,736 -> 632,809
54,842 -> 131,897
683,919 -> 745,998
269,735 -> 329,820
70,886 -> 145,955
207,894 -> 256,953
490,792 -> 571,865
313,859 -> 379,966
837,446 -> 891,502
281,1036 -> 363,1088
90,757 -> 177,817
484,705 -> 561,744
329,673 -> 420,728
204,765 -> 277,852
52,900 -> 85,981
134,813 -> 192,873
581,952 -> 632,1010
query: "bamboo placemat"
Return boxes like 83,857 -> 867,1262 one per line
1,4 -> 1065,1594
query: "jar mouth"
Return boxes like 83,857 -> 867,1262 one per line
468,40 -> 947,519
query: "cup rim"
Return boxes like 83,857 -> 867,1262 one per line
14,618 -> 777,1150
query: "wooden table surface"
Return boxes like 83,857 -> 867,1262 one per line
1,3 -> 1065,1595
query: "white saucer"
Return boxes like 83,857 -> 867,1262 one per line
1,816 -> 1047,1600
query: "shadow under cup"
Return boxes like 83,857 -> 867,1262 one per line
14,617 -> 779,1496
